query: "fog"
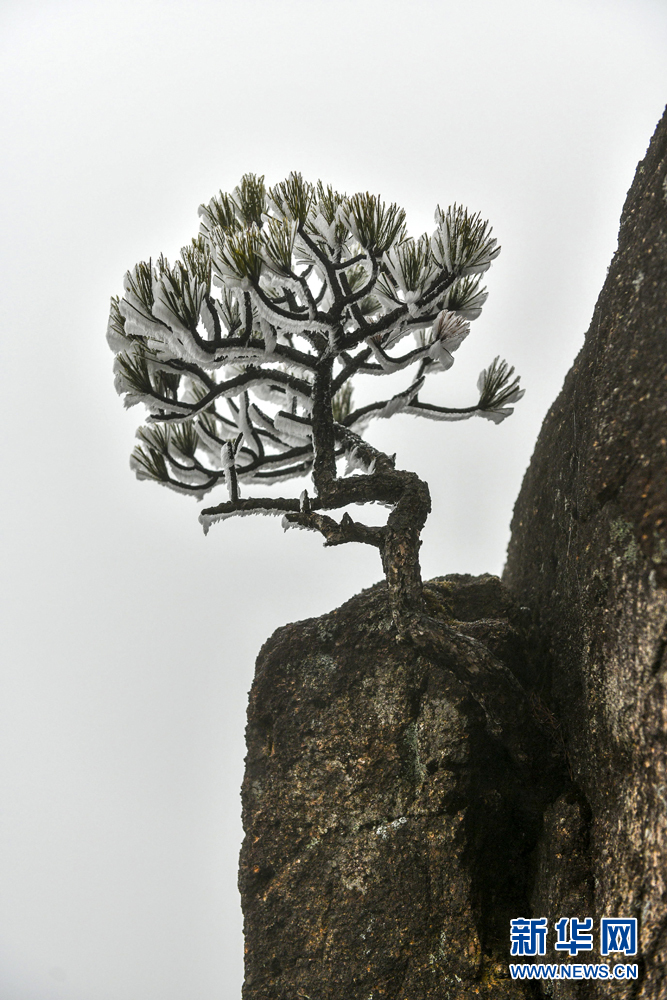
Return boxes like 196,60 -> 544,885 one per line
1,1 -> 666,996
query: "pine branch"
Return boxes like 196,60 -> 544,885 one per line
109,170 -> 522,621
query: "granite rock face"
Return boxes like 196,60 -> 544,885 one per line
504,107 -> 667,997
239,576 -> 566,999
239,107 -> 667,1000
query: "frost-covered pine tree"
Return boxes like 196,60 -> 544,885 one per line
108,173 -> 523,624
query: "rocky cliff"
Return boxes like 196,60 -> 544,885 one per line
239,107 -> 667,999
503,106 -> 667,999
239,575 -> 566,999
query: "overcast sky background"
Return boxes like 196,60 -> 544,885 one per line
1,1 -> 666,997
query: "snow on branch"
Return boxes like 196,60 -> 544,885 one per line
108,171 -> 523,614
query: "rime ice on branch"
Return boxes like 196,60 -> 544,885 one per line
108,173 -> 523,621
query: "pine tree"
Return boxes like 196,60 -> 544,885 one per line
108,172 -> 523,624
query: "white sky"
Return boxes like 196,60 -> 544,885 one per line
1,1 -> 666,997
